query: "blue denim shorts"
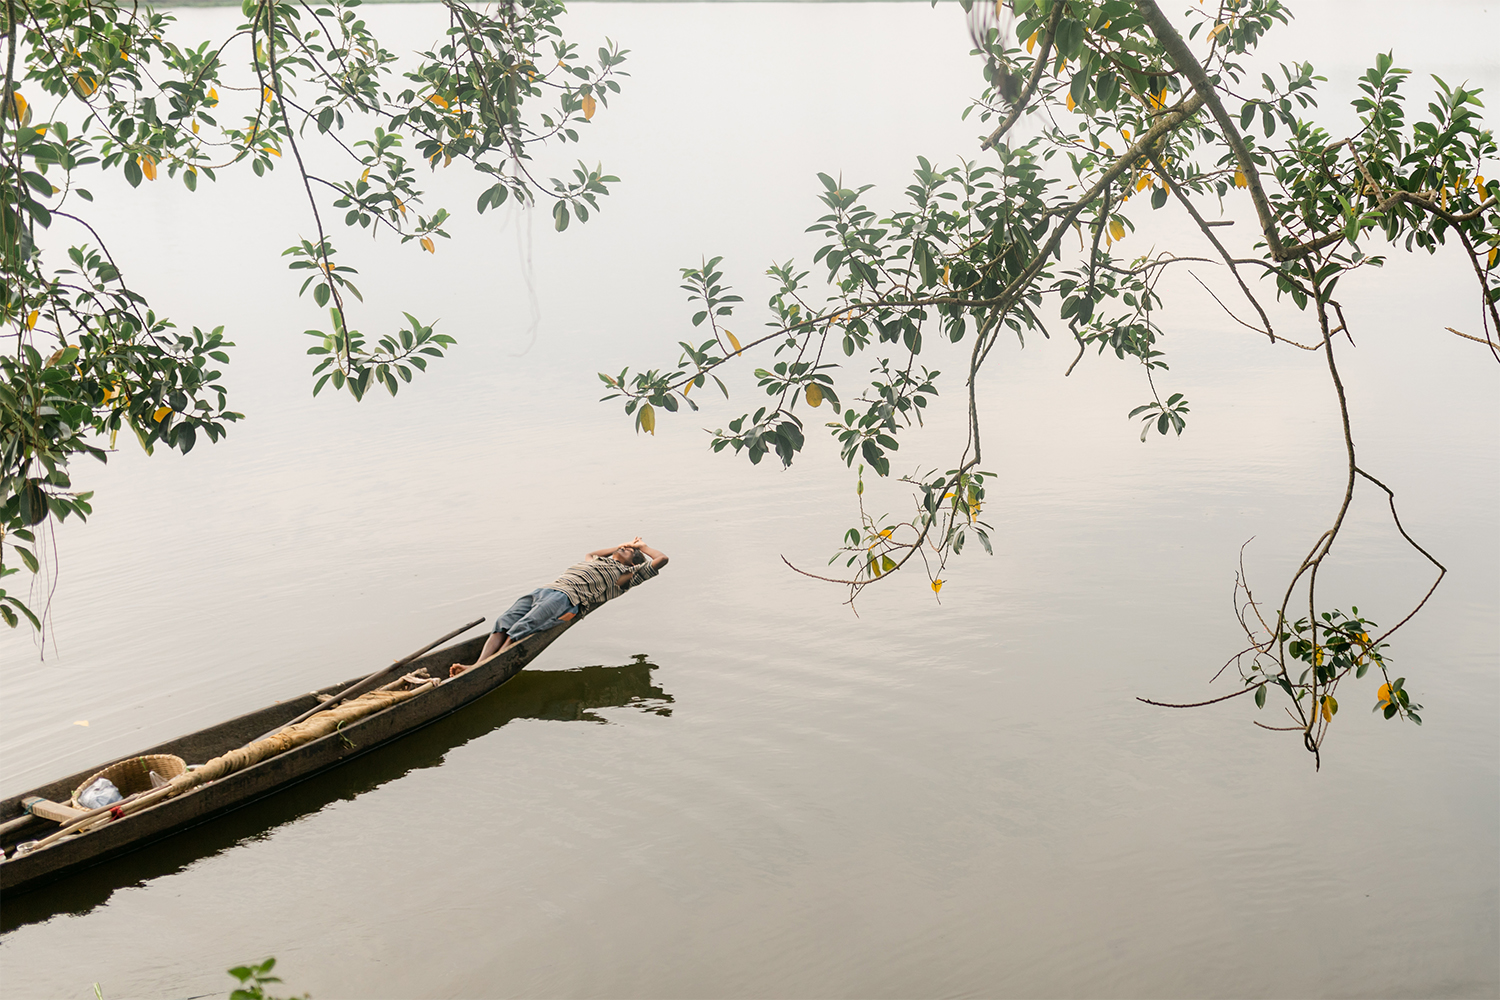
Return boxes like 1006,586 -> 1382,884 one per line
494,588 -> 579,642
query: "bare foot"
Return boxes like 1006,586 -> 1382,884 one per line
449,662 -> 471,678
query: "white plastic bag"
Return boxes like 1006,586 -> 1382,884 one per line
78,777 -> 123,810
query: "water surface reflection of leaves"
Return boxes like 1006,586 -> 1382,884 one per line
0,657 -> 672,933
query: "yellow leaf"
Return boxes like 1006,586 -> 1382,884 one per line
1326,695 -> 1338,717
101,384 -> 117,403
360,168 -> 370,184
152,406 -> 171,422
639,402 -> 656,435
74,73 -> 98,98
262,146 -> 280,157
420,236 -> 435,254
263,86 -> 274,103
1108,219 -> 1126,241
878,528 -> 893,538
1320,698 -> 1332,723
806,383 -> 823,407
682,379 -> 691,396
931,579 -> 944,594
139,155 -> 157,181
191,119 -> 199,134
725,330 -> 742,354
397,199 -> 407,217
1376,683 -> 1391,707
1489,247 -> 1498,268
942,264 -> 950,285
9,91 -> 27,122
1208,22 -> 1229,40
26,310 -> 39,330
427,94 -> 449,110
1136,173 -> 1152,192
1026,31 -> 1038,53
1122,128 -> 1131,141
582,93 -> 596,120
1066,93 -> 1076,112
1234,169 -> 1249,189
207,87 -> 219,106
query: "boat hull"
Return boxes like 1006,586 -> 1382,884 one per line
0,622 -> 573,897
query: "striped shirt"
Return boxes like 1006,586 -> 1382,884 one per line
549,555 -> 661,610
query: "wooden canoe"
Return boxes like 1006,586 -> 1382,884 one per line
0,621 -> 574,898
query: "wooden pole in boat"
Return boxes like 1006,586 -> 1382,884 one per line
249,617 -> 484,743
14,789 -> 154,852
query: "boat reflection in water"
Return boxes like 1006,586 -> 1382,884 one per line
0,655 -> 672,932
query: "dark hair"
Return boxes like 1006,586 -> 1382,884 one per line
630,549 -> 647,565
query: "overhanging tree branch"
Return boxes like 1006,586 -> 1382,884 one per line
1134,0 -> 1290,260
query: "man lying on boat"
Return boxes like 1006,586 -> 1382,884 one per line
450,537 -> 669,677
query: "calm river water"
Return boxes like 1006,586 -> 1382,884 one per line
2,3 -> 1497,997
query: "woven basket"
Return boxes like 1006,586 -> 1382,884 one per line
70,754 -> 188,808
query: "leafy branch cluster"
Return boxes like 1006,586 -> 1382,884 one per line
2,0 -> 627,632
228,957 -> 308,1000
603,0 -> 1497,762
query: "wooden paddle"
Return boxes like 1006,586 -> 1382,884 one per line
16,789 -> 154,853
249,617 -> 484,743
0,797 -> 91,842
